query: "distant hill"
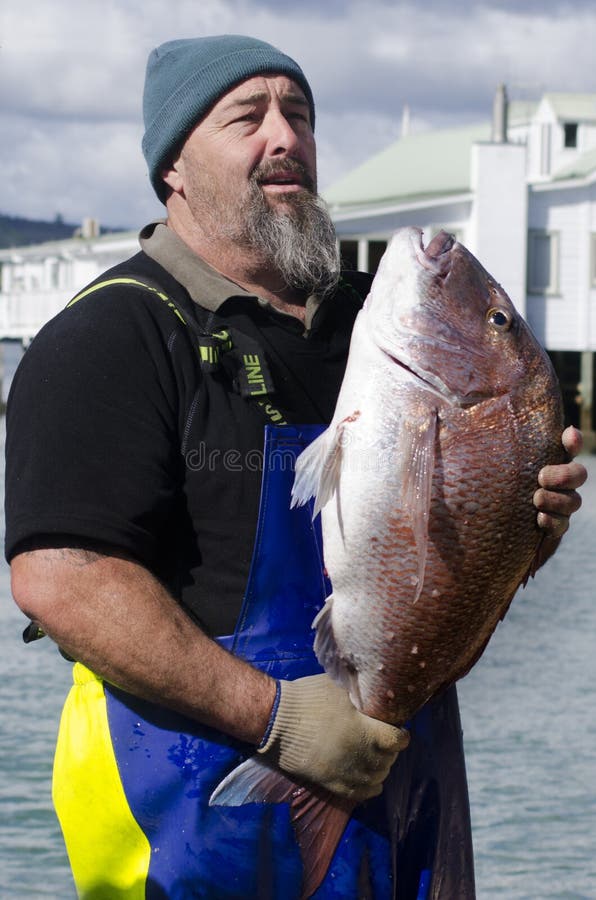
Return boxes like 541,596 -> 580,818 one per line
0,213 -> 124,249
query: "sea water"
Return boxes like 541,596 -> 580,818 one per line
1,416 -> 594,898
458,452 -> 596,899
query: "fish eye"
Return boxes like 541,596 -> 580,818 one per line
486,307 -> 512,331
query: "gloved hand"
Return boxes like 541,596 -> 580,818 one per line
257,673 -> 409,801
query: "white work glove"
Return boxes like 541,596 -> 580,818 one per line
257,673 -> 409,802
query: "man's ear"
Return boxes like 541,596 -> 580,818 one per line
161,155 -> 185,195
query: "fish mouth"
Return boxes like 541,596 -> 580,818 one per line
413,228 -> 455,277
384,344 -> 456,404
378,229 -> 465,404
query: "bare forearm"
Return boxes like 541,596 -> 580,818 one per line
10,548 -> 276,744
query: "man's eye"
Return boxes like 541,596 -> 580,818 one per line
288,112 -> 311,128
228,111 -> 260,125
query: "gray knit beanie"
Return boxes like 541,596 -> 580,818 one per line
142,35 -> 315,202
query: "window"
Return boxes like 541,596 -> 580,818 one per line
564,122 -> 578,148
527,230 -> 559,294
339,239 -> 391,274
47,259 -> 60,289
368,241 -> 388,275
10,266 -> 26,292
339,240 -> 358,271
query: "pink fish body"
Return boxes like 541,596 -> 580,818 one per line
293,227 -> 564,725
212,228 -> 565,897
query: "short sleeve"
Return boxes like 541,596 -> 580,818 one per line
4,285 -> 189,565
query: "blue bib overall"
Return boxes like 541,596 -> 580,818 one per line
53,426 -> 475,899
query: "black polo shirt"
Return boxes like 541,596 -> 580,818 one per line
5,223 -> 371,635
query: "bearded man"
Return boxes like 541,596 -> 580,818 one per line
5,36 -> 586,900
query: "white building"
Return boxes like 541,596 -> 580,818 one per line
325,88 -> 596,441
0,88 -> 594,440
0,224 -> 138,345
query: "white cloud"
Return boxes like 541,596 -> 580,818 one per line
0,0 -> 595,226
0,112 -> 161,226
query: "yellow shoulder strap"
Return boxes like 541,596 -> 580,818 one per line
67,276 -> 187,325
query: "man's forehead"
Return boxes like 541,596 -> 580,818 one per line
217,74 -> 308,108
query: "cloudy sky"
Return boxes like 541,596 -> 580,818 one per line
1,0 -> 595,229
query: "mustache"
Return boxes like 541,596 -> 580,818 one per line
251,158 -> 316,194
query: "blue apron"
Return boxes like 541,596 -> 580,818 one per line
54,425 -> 475,899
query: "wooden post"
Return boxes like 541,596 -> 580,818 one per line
579,351 -> 594,452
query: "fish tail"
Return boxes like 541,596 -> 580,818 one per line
209,756 -> 353,898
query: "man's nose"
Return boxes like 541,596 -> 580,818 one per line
263,109 -> 301,156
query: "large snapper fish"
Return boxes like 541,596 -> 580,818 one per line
212,228 -> 565,897
292,227 -> 565,725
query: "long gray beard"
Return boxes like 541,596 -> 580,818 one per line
244,188 -> 340,298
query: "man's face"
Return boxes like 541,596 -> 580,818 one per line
167,74 -> 339,296
173,74 -> 318,240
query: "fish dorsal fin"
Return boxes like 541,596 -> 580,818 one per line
523,532 -> 562,585
399,410 -> 437,602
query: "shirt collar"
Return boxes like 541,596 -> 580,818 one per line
139,220 -> 324,329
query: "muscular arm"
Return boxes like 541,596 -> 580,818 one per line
11,545 -> 407,799
10,547 -> 276,745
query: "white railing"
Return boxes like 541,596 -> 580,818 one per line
0,290 -> 72,343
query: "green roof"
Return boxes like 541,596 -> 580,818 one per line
544,93 -> 596,123
553,145 -> 596,181
324,122 -> 490,209
508,99 -> 539,123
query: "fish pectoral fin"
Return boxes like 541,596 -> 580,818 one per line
313,599 -> 364,707
400,410 -> 437,602
292,420 -> 349,517
209,756 -> 352,899
291,428 -> 331,510
313,600 -> 340,680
